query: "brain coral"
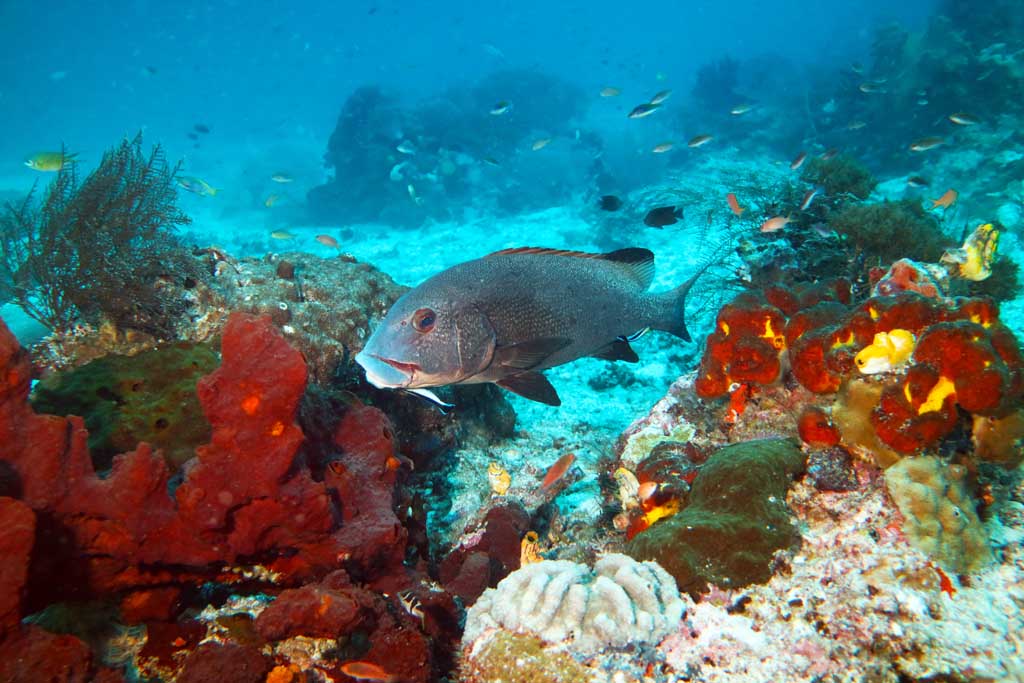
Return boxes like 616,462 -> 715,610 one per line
462,553 -> 684,656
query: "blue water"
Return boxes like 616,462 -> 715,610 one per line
2,0 -> 934,159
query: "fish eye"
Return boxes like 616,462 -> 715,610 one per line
412,308 -> 436,333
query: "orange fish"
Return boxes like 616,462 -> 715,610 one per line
930,188 -> 958,209
726,192 -> 745,217
316,234 -> 340,249
637,481 -> 659,503
760,215 -> 792,233
541,453 -> 576,490
790,151 -> 807,170
339,661 -> 397,682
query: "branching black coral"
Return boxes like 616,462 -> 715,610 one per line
0,134 -> 198,334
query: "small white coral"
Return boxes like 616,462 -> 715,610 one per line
463,553 -> 685,656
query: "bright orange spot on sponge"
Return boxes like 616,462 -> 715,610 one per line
241,394 -> 260,415
269,421 -> 285,436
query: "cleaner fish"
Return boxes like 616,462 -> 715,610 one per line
355,247 -> 699,406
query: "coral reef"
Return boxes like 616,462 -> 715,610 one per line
884,455 -> 991,573
0,312 -> 406,603
694,288 -> 1024,458
626,439 -> 806,592
0,134 -> 200,334
462,553 -> 684,656
0,309 -> 471,681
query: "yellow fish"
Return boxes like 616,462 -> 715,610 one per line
177,176 -> 219,197
520,531 -> 543,565
854,329 -> 916,374
24,151 -> 77,171
613,467 -> 640,510
264,193 -> 281,208
488,461 -> 511,496
269,229 -> 295,240
942,223 -> 999,281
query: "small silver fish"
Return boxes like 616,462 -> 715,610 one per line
628,103 -> 661,119
799,186 -> 825,212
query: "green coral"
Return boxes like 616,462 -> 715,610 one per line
459,631 -> 590,683
31,343 -> 217,471
800,155 -> 876,200
830,199 -> 950,264
626,438 -> 806,593
884,455 -> 991,573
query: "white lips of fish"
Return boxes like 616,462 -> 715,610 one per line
354,351 -> 454,407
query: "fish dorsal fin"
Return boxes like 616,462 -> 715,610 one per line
602,248 -> 655,288
487,246 -> 656,288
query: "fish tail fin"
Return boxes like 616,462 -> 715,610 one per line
655,271 -> 701,342
209,187 -> 219,196
654,251 -> 721,341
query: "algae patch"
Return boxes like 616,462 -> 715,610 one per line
626,438 -> 806,592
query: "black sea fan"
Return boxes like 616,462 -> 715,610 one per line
0,133 -> 199,335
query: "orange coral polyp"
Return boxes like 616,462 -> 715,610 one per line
241,394 -> 261,415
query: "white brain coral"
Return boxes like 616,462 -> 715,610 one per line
463,553 -> 685,655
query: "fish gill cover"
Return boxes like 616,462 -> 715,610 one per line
0,0 -> 1023,681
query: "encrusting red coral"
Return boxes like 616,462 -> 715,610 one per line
694,293 -> 787,398
0,312 -> 413,625
695,288 -> 1024,455
798,407 -> 841,448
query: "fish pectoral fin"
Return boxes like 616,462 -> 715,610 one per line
591,339 -> 639,363
496,372 -> 561,406
493,337 -> 572,371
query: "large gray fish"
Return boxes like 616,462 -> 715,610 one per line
354,247 -> 699,406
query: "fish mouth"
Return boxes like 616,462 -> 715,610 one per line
355,350 -> 420,389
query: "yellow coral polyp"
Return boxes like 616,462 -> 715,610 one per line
269,421 -> 285,436
918,375 -> 956,414
720,321 -> 731,335
830,329 -> 855,349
